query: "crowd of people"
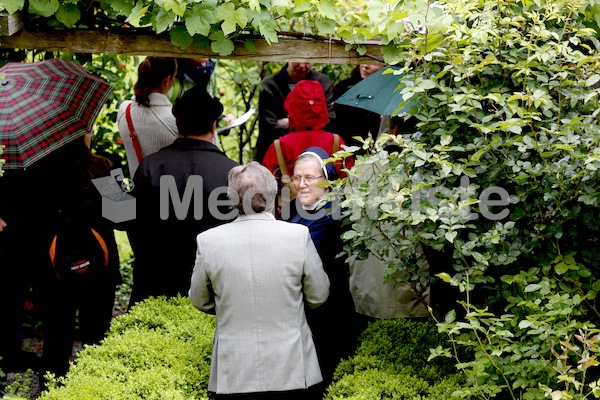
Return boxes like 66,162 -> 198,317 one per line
0,57 -> 428,399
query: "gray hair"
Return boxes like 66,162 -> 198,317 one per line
228,162 -> 277,214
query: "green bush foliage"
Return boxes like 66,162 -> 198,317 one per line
327,318 -> 467,399
335,0 -> 600,398
39,296 -> 215,400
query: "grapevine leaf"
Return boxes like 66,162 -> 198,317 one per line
55,4 -> 81,28
28,0 -> 59,17
316,18 -> 336,35
164,0 -> 186,17
170,25 -> 193,49
192,35 -> 210,50
185,8 -> 214,36
209,31 -> 235,55
126,4 -> 149,27
316,0 -> 337,19
244,38 -> 257,52
3,0 -> 25,14
110,0 -> 133,16
154,8 -> 176,33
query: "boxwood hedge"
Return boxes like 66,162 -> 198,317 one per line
39,298 -> 466,399
39,296 -> 215,400
326,318 -> 468,399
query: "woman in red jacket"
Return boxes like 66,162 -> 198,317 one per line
261,80 -> 353,180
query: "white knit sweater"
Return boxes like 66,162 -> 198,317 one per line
117,93 -> 179,177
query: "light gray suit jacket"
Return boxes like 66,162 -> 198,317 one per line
189,212 -> 330,395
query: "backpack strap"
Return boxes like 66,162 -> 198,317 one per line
332,133 -> 340,153
49,236 -> 59,278
274,139 -> 290,178
125,103 -> 144,163
90,228 -> 110,267
273,139 -> 297,208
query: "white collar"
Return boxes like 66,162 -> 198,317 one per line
302,199 -> 325,211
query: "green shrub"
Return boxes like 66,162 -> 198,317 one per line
327,369 -> 466,400
335,318 -> 458,383
39,296 -> 215,400
327,318 -> 467,399
336,0 -> 600,397
1,369 -> 31,400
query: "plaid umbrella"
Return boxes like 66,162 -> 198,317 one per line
0,58 -> 114,169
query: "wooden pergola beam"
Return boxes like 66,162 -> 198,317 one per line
0,26 -> 384,65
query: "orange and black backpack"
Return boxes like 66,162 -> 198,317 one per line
48,217 -> 109,280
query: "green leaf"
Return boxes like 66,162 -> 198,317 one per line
209,31 -> 235,55
445,309 -> 456,323
2,0 -> 25,14
524,283 -> 541,292
185,9 -> 214,36
316,0 -> 337,19
164,0 -> 186,17
154,8 -> 176,33
55,3 -> 80,27
244,38 -> 257,52
342,230 -> 357,240
109,0 -> 133,15
413,149 -> 429,160
472,149 -> 485,161
316,18 -> 336,35
192,35 -> 210,49
586,74 -> 600,87
424,33 -> 445,53
555,262 -> 569,275
445,231 -> 457,243
216,3 -> 247,35
440,134 -> 453,146
127,4 -> 149,26
28,0 -> 59,17
258,20 -> 279,44
170,25 -> 193,49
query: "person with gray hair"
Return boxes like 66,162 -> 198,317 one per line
189,161 -> 330,399
227,161 -> 278,215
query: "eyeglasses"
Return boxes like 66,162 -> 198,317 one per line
291,175 -> 324,184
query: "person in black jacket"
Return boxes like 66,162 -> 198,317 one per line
1,133 -> 122,378
129,86 -> 239,305
332,63 -> 384,149
0,169 -> 41,377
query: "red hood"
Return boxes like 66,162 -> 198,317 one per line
284,80 -> 329,132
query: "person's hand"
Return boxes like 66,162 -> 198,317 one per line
222,114 -> 236,125
276,117 -> 289,129
0,217 -> 7,232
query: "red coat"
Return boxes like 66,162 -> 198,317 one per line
261,80 -> 353,177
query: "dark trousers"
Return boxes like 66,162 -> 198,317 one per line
0,240 -> 36,373
215,385 -> 322,400
0,259 -> 28,372
41,274 -> 116,376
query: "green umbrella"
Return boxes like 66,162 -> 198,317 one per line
334,66 -> 414,116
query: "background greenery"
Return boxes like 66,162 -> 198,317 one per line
334,0 -> 600,398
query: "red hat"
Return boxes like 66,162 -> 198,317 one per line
284,80 -> 329,132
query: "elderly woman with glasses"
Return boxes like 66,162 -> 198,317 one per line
280,146 -> 357,396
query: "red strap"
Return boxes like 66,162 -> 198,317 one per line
125,103 -> 143,163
